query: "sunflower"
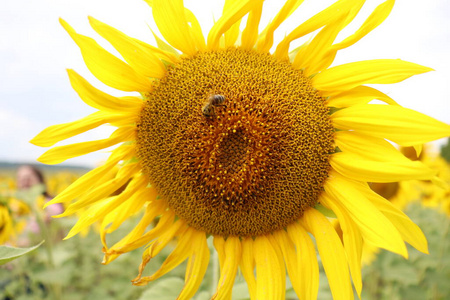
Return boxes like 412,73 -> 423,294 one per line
370,146 -> 450,214
0,203 -> 14,244
413,151 -> 450,216
32,0 -> 450,299
0,193 -> 30,245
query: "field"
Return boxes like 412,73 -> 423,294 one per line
0,163 -> 449,300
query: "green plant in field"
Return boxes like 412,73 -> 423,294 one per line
361,204 -> 450,300
0,241 -> 43,266
441,138 -> 450,163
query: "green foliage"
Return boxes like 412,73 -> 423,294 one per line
14,184 -> 46,206
361,204 -> 450,300
440,138 -> 450,163
0,222 -> 148,300
231,280 -> 251,300
0,241 -> 44,266
138,277 -> 185,300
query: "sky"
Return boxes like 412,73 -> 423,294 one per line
0,0 -> 449,168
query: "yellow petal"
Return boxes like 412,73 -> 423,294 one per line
413,144 -> 423,157
293,0 -> 365,74
222,0 -> 243,47
149,28 -> 180,59
102,200 -> 167,264
132,220 -> 188,286
332,130 -> 437,182
325,172 -> 408,257
65,175 -> 148,239
274,0 -> 362,60
287,44 -> 305,62
300,1 -> 371,73
320,193 -> 363,297
314,0 -> 395,73
184,8 -> 206,50
331,0 -> 395,51
60,19 -> 152,92
286,222 -> 319,300
332,104 -> 450,146
110,209 -> 175,257
43,144 -> 134,207
313,59 -> 433,95
136,227 -> 195,283
301,208 -> 354,300
331,152 -> 436,182
207,0 -> 262,50
240,2 -> 263,50
213,236 -> 226,274
272,230 -> 305,300
37,126 -> 135,165
293,12 -> 348,74
65,69 -> 143,113
334,130 -> 408,161
64,198 -> 110,239
31,111 -> 134,147
254,235 -> 285,300
212,236 -> 241,300
152,0 -> 202,56
102,185 -> 157,234
327,86 -> 398,107
178,231 -> 210,300
60,162 -> 141,216
239,238 -> 256,300
88,17 -> 166,78
144,221 -> 188,262
360,183 -> 428,254
143,0 -> 153,6
257,0 -> 305,52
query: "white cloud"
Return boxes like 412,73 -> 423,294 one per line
0,109 -> 35,138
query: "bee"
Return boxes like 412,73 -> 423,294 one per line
202,94 -> 225,117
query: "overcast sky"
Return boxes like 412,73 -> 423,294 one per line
1,0 -> 449,168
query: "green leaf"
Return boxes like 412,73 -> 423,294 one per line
33,266 -> 72,285
0,241 -> 44,265
440,137 -> 450,163
382,263 -> 420,285
400,284 -> 427,300
138,277 -> 185,300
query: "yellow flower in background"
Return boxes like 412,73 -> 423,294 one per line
371,146 -> 450,215
0,193 -> 30,245
370,178 -> 421,211
8,197 -> 32,217
0,204 -> 14,244
417,153 -> 450,215
362,146 -> 450,266
31,0 -> 450,299
46,171 -> 83,197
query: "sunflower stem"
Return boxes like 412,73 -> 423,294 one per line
21,186 -> 62,300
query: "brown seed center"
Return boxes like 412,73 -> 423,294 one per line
136,48 -> 334,237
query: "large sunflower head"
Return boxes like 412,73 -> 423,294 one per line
137,47 -> 334,236
32,0 -> 450,299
